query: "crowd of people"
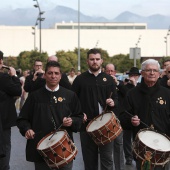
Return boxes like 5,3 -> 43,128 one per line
0,49 -> 170,170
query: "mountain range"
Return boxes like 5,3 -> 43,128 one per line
0,5 -> 169,29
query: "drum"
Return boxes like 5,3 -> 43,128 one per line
37,129 -> 78,169
133,128 -> 170,166
86,112 -> 122,145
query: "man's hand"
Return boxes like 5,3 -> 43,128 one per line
106,98 -> 115,107
33,69 -> 44,81
131,115 -> 140,126
63,117 -> 72,127
25,129 -> 35,139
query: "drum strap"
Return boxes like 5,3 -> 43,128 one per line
49,93 -> 60,130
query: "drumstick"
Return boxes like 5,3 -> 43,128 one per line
100,92 -> 113,121
125,110 -> 150,128
49,113 -> 72,140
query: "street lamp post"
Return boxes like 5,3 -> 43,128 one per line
32,25 -> 37,50
78,0 -> 81,71
134,35 -> 141,67
33,0 -> 45,53
164,27 -> 170,57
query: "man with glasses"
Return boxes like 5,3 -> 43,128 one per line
120,59 -> 170,170
24,59 -> 45,93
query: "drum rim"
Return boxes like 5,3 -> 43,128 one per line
133,128 -> 170,166
37,129 -> 67,151
86,111 -> 115,132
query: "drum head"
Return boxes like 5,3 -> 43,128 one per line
138,130 -> 170,152
37,131 -> 65,150
87,112 -> 113,132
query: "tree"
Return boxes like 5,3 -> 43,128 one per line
17,50 -> 48,71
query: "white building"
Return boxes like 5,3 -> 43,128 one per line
0,22 -> 169,57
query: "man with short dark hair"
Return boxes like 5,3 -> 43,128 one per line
17,61 -> 83,170
72,48 -> 118,170
24,59 -> 45,93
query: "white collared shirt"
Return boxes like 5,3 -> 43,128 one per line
45,85 -> 59,92
88,69 -> 102,77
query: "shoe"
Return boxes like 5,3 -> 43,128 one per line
126,160 -> 132,165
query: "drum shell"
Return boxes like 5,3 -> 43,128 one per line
37,130 -> 78,169
133,128 -> 170,166
86,112 -> 122,145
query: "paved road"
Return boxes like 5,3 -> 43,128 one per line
10,126 -> 136,170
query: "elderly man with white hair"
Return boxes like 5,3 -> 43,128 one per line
120,59 -> 170,170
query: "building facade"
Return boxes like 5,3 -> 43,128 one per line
0,22 -> 169,58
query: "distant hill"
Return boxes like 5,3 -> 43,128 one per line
0,6 -> 169,29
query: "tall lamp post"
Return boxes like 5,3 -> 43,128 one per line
78,0 -> 81,71
32,27 -> 36,50
33,0 -> 45,53
164,27 -> 170,57
134,35 -> 141,67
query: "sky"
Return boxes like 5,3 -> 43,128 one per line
0,0 -> 170,19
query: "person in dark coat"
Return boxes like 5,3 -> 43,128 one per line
17,61 -> 83,170
72,49 -> 118,170
24,57 -> 71,94
0,91 -> 7,159
123,66 -> 141,166
160,64 -> 170,89
105,63 -> 126,170
119,59 -> 170,170
0,50 -> 22,169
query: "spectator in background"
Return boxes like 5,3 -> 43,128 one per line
19,70 -> 29,110
24,59 -> 45,93
67,68 -> 77,85
24,56 -> 72,94
105,63 -> 125,170
123,67 -> 141,165
160,59 -> 170,78
160,64 -> 170,89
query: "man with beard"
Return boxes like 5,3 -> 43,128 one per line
72,48 -> 118,170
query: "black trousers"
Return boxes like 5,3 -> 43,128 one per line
80,131 -> 113,170
0,115 -> 5,158
0,128 -> 11,170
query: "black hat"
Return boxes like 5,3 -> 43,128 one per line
0,51 -> 3,60
127,67 -> 141,75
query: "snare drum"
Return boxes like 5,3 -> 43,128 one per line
133,128 -> 170,166
37,130 -> 78,169
86,112 -> 122,145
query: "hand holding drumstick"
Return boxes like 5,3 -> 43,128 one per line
131,115 -> 140,126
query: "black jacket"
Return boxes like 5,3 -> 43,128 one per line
120,78 -> 170,139
17,86 -> 83,162
0,72 -> 22,128
24,72 -> 71,93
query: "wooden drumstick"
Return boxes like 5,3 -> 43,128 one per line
49,113 -> 72,140
100,92 -> 113,120
125,110 -> 150,128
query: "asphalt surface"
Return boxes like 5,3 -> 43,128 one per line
10,126 -> 137,170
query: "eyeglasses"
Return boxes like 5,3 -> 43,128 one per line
143,69 -> 159,73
